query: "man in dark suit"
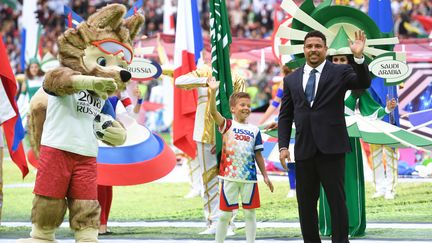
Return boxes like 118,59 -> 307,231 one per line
278,30 -> 370,243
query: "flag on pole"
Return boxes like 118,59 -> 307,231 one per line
0,34 -> 28,178
64,5 -> 84,29
368,0 -> 400,126
125,0 -> 143,18
163,0 -> 175,35
22,0 -> 42,65
172,0 -> 203,158
209,0 -> 233,160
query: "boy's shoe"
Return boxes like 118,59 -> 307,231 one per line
287,190 -> 296,198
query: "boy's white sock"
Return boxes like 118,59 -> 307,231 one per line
215,210 -> 232,243
244,209 -> 256,243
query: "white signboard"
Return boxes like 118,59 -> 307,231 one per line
369,52 -> 412,85
128,58 -> 162,81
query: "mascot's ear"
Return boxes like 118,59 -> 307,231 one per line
124,14 -> 145,40
87,4 -> 126,30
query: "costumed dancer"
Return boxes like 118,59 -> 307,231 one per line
207,78 -> 274,243
368,0 -> 401,201
18,4 -> 144,243
370,143 -> 398,199
258,65 -> 296,198
21,58 -> 45,101
369,85 -> 400,200
318,28 -> 397,237
16,58 -> 45,129
182,153 -> 203,199
98,87 -> 142,235
175,64 -> 245,234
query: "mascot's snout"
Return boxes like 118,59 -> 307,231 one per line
120,70 -> 132,82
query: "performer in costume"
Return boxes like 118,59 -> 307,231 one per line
258,65 -> 297,198
98,88 -> 142,235
18,5 -> 144,243
182,153 -> 203,199
370,144 -> 398,199
21,58 -> 45,100
175,64 -> 245,234
318,29 -> 397,237
16,58 -> 45,130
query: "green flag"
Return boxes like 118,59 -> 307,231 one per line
209,0 -> 233,163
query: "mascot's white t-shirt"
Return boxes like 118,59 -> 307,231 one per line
41,90 -> 105,157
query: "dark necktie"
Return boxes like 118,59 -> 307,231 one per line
305,69 -> 318,104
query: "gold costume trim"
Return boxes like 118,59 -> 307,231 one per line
202,166 -> 219,184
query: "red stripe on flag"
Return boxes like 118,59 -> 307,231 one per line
170,15 -> 175,29
68,13 -> 73,28
173,51 -> 198,158
0,34 -> 28,178
38,35 -> 43,59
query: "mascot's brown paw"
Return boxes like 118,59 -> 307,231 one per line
16,238 -> 56,243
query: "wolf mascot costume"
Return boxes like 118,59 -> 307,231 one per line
18,4 -> 144,243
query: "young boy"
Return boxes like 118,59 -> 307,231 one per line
208,77 -> 274,243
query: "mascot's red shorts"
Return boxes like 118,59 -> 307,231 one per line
34,145 -> 98,200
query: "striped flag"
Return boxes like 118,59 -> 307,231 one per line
209,0 -> 233,160
172,0 -> 204,158
163,0 -> 175,35
125,0 -> 143,18
0,35 -> 28,178
21,0 -> 43,70
368,0 -> 400,126
64,5 -> 84,29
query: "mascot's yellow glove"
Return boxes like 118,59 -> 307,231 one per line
71,75 -> 117,99
102,120 -> 127,146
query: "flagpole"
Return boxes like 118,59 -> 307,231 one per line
209,0 -> 234,160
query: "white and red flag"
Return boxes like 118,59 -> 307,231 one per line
173,0 -> 204,159
163,0 -> 175,35
0,34 -> 28,178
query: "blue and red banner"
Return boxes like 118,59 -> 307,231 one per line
172,0 -> 203,159
0,34 -> 28,178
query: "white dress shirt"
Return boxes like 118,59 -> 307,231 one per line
302,56 -> 365,106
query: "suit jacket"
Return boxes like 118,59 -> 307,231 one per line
278,60 -> 371,160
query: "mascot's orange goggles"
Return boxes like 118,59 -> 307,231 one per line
92,39 -> 133,64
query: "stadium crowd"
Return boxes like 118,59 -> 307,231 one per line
1,0 -> 432,111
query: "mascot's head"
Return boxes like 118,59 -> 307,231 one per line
58,4 -> 144,92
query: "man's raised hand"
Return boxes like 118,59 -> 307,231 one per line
349,30 -> 366,58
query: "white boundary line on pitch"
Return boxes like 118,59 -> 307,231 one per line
2,221 -> 432,229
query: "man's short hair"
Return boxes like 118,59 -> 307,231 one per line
229,92 -> 251,107
304,30 -> 327,45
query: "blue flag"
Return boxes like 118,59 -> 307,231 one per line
368,0 -> 400,126
125,0 -> 143,18
64,5 -> 84,29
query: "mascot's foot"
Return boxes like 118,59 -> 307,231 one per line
16,238 -> 56,243
75,228 -> 99,243
17,225 -> 57,243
